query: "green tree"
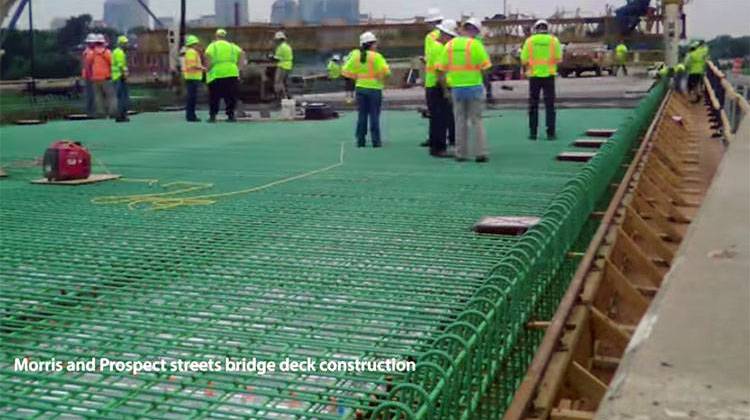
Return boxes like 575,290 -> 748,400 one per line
57,14 -> 93,49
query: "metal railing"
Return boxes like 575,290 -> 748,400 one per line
705,61 -> 750,142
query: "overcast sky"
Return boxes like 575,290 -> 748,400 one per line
10,0 -> 750,39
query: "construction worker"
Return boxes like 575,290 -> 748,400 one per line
81,33 -> 97,117
327,54 -> 341,80
342,31 -> 391,148
343,51 -> 355,104
420,8 -> 443,147
521,19 -> 562,140
477,32 -> 494,104
615,41 -> 629,76
674,62 -> 686,93
684,41 -> 707,103
437,18 -> 492,162
183,34 -> 205,122
425,19 -> 457,158
273,31 -> 293,99
86,34 -> 115,118
204,28 -> 244,122
111,35 -> 130,122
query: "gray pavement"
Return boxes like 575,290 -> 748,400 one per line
596,119 -> 750,419
298,74 -> 655,109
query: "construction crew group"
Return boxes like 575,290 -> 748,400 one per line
82,14 -> 587,163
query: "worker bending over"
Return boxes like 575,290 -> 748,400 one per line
111,35 -> 130,123
205,28 -> 244,122
183,35 -> 205,122
342,32 -> 391,148
425,19 -> 457,158
437,18 -> 492,162
420,8 -> 443,147
273,31 -> 294,99
615,41 -> 629,76
521,20 -> 562,140
81,33 -> 97,117
86,34 -> 116,119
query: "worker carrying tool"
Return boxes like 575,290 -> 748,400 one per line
419,7 -> 444,147
521,19 -> 562,140
86,34 -> 116,119
183,35 -> 205,122
112,35 -> 130,123
425,19 -> 458,158
684,40 -> 708,103
273,31 -> 294,99
615,41 -> 629,76
81,33 -> 97,117
205,28 -> 244,122
342,31 -> 391,148
437,18 -> 492,162
327,54 -> 341,80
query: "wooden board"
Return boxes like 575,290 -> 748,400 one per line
160,106 -> 185,112
31,174 -> 121,185
585,129 -> 617,137
66,114 -> 93,120
557,152 -> 597,162
473,216 -> 541,235
15,119 -> 45,125
0,168 -> 7,178
573,139 -> 608,148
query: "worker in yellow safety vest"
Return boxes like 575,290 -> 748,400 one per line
183,35 -> 205,122
205,28 -> 244,122
424,19 -> 458,158
437,18 -> 492,162
419,7 -> 444,147
615,41 -> 629,76
521,19 -> 563,140
327,54 -> 341,79
684,41 -> 707,103
273,31 -> 294,99
111,35 -> 130,122
342,31 -> 391,148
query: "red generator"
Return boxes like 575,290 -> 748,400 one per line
43,141 -> 91,181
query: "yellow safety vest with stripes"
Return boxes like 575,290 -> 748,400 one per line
436,36 -> 491,88
521,33 -> 562,78
342,49 -> 391,90
183,47 -> 203,81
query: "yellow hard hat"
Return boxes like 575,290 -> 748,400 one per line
117,35 -> 128,45
186,35 -> 200,46
216,28 -> 227,37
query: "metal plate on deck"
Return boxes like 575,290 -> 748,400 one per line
585,129 -> 617,137
473,216 -> 541,235
31,174 -> 121,185
573,138 -> 608,148
557,151 -> 597,162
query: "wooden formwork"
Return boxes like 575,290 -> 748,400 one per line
504,91 -> 725,420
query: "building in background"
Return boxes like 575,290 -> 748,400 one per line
103,0 -> 150,32
157,17 -> 175,28
215,0 -> 249,27
271,0 -> 300,24
298,0 -> 358,24
50,17 -> 67,30
188,15 -> 218,28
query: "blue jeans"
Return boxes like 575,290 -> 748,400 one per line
355,88 -> 382,146
115,79 -> 129,119
185,80 -> 200,120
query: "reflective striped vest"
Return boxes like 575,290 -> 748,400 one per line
183,47 -> 203,81
437,37 -> 491,88
342,49 -> 391,90
521,34 -> 562,78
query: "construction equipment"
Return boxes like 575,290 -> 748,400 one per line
558,43 -> 615,77
42,141 -> 91,181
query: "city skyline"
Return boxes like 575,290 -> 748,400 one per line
6,0 -> 749,39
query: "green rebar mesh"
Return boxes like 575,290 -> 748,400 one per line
0,95 -> 661,419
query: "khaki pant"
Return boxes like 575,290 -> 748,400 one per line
274,67 -> 290,99
452,93 -> 487,159
93,80 -> 115,118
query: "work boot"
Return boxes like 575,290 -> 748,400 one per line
528,134 -> 538,141
227,117 -> 237,123
546,132 -> 557,140
475,155 -> 489,163
115,116 -> 130,123
430,150 -> 450,158
187,118 -> 202,123
419,140 -> 429,147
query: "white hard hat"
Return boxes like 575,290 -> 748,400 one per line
464,17 -> 482,33
274,31 -> 287,40
425,8 -> 443,23
533,19 -> 550,32
95,33 -> 106,44
85,33 -> 97,43
332,54 -> 341,61
359,31 -> 377,45
436,19 -> 458,37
